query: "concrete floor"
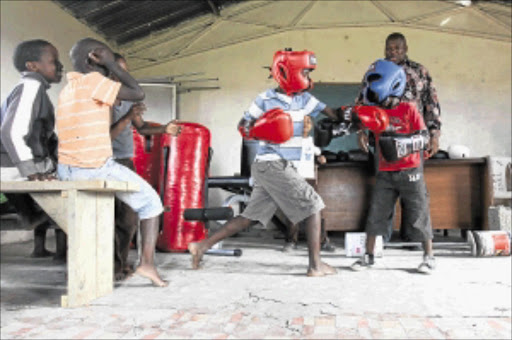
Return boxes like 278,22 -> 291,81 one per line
1,228 -> 511,339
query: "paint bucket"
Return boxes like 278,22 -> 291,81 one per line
472,231 -> 511,256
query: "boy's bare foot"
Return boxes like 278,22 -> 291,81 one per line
306,262 -> 337,277
30,249 -> 54,258
319,262 -> 337,275
123,266 -> 134,276
135,265 -> 168,287
115,271 -> 127,281
188,242 -> 205,269
306,268 -> 325,277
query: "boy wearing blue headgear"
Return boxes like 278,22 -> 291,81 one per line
350,59 -> 435,274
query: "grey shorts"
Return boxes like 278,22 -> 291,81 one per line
241,160 -> 325,226
365,167 -> 433,241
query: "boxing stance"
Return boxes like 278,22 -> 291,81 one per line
349,59 -> 435,274
189,49 -> 340,276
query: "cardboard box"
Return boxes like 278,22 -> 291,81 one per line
344,232 -> 383,257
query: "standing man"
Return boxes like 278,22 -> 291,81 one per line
356,32 -> 442,242
357,32 -> 441,157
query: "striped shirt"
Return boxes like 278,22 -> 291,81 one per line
56,72 -> 121,168
0,72 -> 57,177
243,89 -> 326,162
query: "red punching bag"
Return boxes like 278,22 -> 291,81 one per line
132,123 -> 162,191
156,122 -> 210,252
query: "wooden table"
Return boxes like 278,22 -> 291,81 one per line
1,180 -> 139,307
317,158 -> 491,232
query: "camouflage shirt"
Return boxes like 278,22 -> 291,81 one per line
356,58 -> 441,131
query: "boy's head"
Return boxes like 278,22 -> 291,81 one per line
362,59 -> 406,109
70,38 -> 112,76
385,32 -> 408,65
271,49 -> 317,96
13,39 -> 63,84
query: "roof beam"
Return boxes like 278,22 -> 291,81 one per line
370,0 -> 397,23
206,0 -> 220,16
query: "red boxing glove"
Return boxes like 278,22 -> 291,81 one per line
352,106 -> 389,133
239,108 -> 293,144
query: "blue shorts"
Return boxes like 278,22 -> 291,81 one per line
57,158 -> 163,220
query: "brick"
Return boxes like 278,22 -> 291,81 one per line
142,331 -> 163,340
290,317 -> 303,325
72,328 -> 97,339
314,316 -> 335,327
230,312 -> 244,323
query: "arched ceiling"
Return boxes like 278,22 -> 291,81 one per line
54,0 -> 511,71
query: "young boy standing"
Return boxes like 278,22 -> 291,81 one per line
56,38 -> 167,287
109,53 -> 181,280
0,39 -> 66,259
350,59 -> 435,274
189,49 -> 339,277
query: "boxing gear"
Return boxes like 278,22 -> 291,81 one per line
447,145 -> 470,159
351,106 -> 390,133
362,59 -> 406,105
238,108 -> 293,144
379,131 -> 430,162
314,118 -> 354,147
271,49 -> 317,96
313,105 -> 388,147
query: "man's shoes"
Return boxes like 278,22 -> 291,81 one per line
351,254 -> 374,271
321,242 -> 336,252
282,242 -> 297,252
417,255 -> 436,274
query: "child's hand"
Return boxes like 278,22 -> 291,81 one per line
357,131 -> 369,153
88,47 -> 115,66
317,155 -> 327,164
128,102 -> 146,119
165,120 -> 182,136
27,173 -> 57,181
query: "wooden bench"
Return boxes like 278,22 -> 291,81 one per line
0,180 -> 139,308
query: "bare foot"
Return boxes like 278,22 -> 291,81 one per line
306,262 -> 337,277
306,268 -> 325,277
188,242 -> 205,269
123,266 -> 134,276
30,248 -> 54,258
135,265 -> 168,287
319,262 -> 337,275
115,271 -> 127,282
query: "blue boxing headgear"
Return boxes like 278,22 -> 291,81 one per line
362,59 -> 406,105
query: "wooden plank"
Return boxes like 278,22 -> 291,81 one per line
65,189 -> 98,308
95,192 -> 114,298
0,180 -> 139,193
30,192 -> 69,234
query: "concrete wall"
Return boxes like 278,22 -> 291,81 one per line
1,0 -> 106,106
1,1 -> 511,211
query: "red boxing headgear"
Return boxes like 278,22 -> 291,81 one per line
271,49 -> 317,96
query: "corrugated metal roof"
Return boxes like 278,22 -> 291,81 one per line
53,0 -> 241,45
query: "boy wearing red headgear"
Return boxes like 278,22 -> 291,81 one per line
189,49 -> 340,276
